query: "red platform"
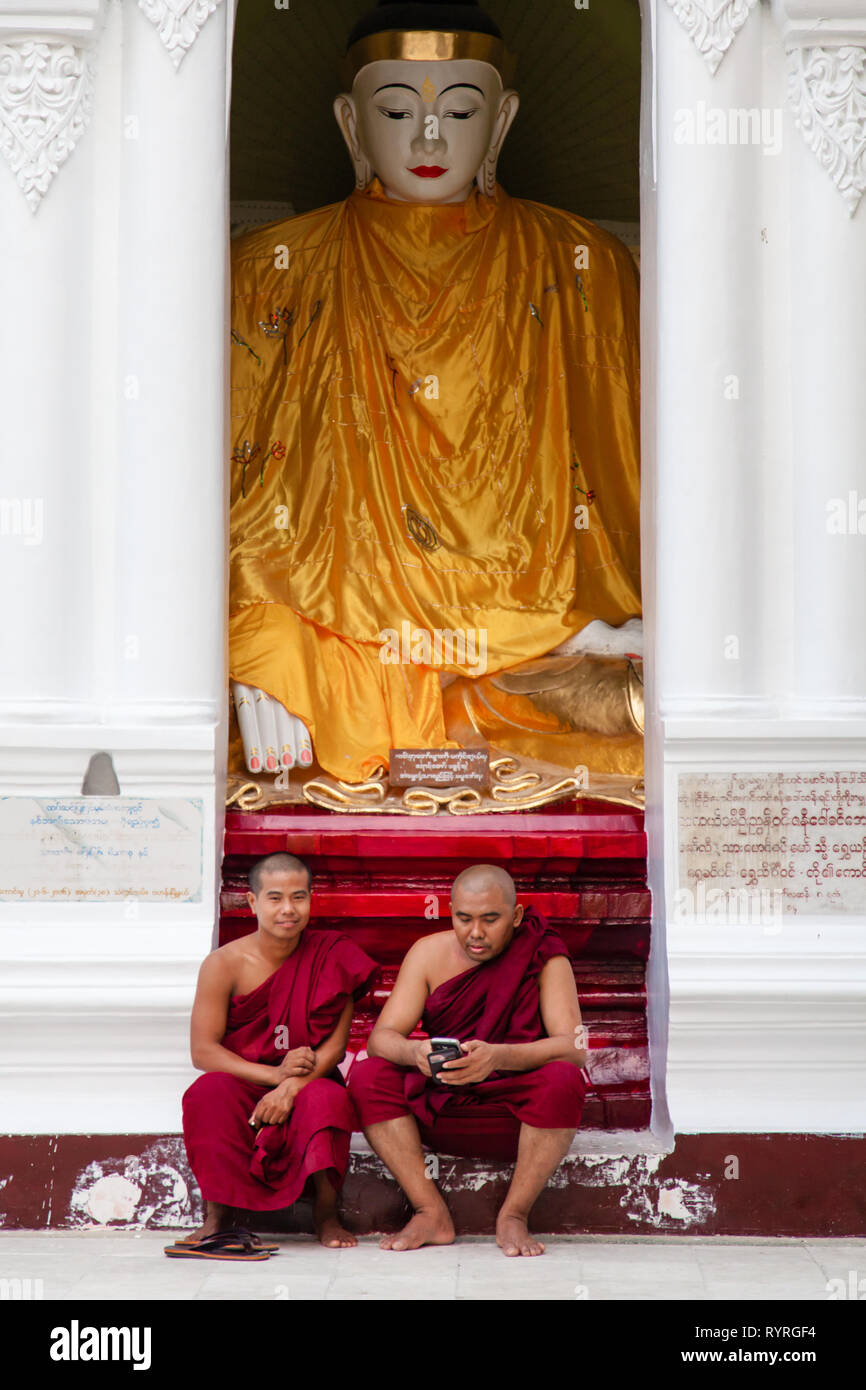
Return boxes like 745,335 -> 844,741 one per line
221,800 -> 651,1130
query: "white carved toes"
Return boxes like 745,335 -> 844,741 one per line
292,714 -> 313,767
253,689 -> 280,774
232,683 -> 314,775
265,701 -> 312,770
273,702 -> 297,769
232,681 -> 263,774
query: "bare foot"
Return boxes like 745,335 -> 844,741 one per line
312,1174 -> 356,1248
380,1204 -> 455,1252
496,1211 -> 545,1257
316,1213 -> 357,1249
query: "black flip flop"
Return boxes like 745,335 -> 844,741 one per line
229,1227 -> 281,1253
170,1227 -> 280,1254
164,1230 -> 271,1261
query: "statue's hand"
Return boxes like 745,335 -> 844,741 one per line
551,617 -> 643,660
231,681 -> 313,775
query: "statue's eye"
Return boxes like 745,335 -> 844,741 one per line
378,108 -> 411,120
445,110 -> 477,121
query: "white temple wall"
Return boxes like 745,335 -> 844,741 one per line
0,0 -> 231,1132
651,0 -> 866,1132
0,0 -> 863,1137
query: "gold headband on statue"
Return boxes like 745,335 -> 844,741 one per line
344,30 -> 516,86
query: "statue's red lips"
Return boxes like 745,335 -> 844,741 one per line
408,165 -> 447,178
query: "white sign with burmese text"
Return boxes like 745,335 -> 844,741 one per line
677,771 -> 866,916
0,797 -> 203,903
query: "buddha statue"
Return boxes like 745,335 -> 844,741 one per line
228,0 -> 643,798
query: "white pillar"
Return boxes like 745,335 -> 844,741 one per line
774,1 -> 866,709
114,0 -> 228,718
655,1 -> 771,715
652,0 -> 866,1133
0,2 -> 105,715
0,0 -> 231,1132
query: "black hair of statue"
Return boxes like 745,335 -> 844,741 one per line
347,1 -> 503,51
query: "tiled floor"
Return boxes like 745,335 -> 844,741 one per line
1,1231 -> 863,1301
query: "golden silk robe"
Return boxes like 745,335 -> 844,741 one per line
229,178 -> 641,782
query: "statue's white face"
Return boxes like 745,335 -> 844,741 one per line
339,58 -> 516,204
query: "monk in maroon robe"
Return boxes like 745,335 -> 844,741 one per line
348,864 -> 588,1257
173,852 -> 378,1257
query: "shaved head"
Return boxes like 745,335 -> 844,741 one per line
451,864 -> 516,910
248,852 -> 311,895
449,864 -> 522,963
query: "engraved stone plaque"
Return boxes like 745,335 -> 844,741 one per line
390,749 -> 490,788
0,797 -> 204,903
677,771 -> 866,917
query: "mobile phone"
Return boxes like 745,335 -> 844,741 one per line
428,1036 -> 464,1081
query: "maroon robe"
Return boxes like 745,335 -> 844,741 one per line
183,929 -> 378,1210
348,909 -> 587,1160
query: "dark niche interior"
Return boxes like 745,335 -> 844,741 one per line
230,0 -> 641,224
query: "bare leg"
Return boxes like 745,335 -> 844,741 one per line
190,1200 -> 233,1241
364,1116 -> 455,1252
313,1172 -> 357,1249
496,1125 -> 576,1258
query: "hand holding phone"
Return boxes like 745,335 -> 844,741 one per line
427,1036 -> 465,1082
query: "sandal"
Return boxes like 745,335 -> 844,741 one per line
164,1230 -> 271,1261
228,1227 -> 280,1253
170,1227 -> 280,1254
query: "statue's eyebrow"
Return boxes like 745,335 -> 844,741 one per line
373,83 -> 420,95
440,84 -> 485,96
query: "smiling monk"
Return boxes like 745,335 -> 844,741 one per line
171,853 -> 378,1259
347,864 -> 589,1257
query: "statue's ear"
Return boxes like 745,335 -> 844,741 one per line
477,89 -> 519,197
334,93 -> 374,190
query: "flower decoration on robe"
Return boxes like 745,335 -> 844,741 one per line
402,504 -> 442,553
259,307 -> 294,336
296,299 -> 322,347
570,444 -> 596,508
258,307 -> 295,364
231,329 -> 261,364
233,439 -> 286,497
233,440 -> 260,498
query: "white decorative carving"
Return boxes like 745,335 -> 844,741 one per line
0,38 -> 95,212
787,45 -> 866,216
665,0 -> 760,75
137,0 -> 225,71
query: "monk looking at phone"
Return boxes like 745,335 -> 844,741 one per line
348,864 -> 588,1257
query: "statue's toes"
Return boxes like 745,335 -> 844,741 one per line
292,715 -> 313,766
